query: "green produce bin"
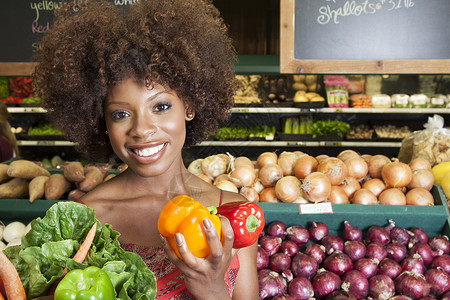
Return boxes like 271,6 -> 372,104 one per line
257,185 -> 449,237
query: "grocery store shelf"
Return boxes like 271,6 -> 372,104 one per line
231,107 -> 450,114
17,140 -> 77,146
197,140 -> 401,148
7,106 -> 47,113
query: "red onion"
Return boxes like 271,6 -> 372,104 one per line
344,240 -> 366,261
431,254 -> 450,274
394,271 -> 431,299
442,290 -> 450,300
389,296 -> 413,300
354,258 -> 379,278
368,274 -> 395,300
304,243 -> 326,264
409,227 -> 429,247
429,235 -> 450,255
341,269 -> 369,299
308,221 -> 328,242
390,226 -> 413,246
365,242 -> 387,261
257,246 -> 270,270
377,258 -> 402,279
325,290 -> 357,300
269,253 -> 292,273
312,269 -> 341,298
409,242 -> 441,266
291,252 -> 319,280
272,294 -> 294,300
287,277 -> 314,300
386,242 -> 408,262
425,268 -> 450,297
343,220 -> 363,242
321,235 -> 344,255
259,235 -> 282,256
401,254 -> 426,274
286,225 -> 309,247
366,220 -> 395,245
323,251 -> 353,276
280,240 -> 299,257
281,269 -> 293,283
258,269 -> 288,299
267,221 -> 287,239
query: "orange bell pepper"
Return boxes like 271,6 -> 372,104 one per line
158,195 -> 222,258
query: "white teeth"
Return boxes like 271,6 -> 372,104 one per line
133,144 -> 165,157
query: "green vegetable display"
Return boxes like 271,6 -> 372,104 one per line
311,119 -> 350,138
214,124 -> 275,141
3,202 -> 156,300
55,266 -> 115,300
28,123 -> 63,136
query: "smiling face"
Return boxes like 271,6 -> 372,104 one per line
104,78 -> 191,178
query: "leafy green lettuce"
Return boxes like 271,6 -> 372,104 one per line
4,201 -> 156,300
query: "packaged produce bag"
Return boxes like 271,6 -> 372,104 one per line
398,115 -> 450,165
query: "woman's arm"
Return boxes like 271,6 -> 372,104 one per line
232,242 -> 259,300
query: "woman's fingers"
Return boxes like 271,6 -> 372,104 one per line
203,216 -> 234,264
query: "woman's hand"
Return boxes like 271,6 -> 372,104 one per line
161,216 -> 235,300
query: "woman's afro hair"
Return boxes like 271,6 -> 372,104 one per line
34,0 -> 237,162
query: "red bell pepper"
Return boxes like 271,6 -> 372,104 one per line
217,201 -> 265,249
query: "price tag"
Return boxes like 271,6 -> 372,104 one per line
298,202 -> 333,214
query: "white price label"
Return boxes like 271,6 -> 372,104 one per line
298,202 -> 333,214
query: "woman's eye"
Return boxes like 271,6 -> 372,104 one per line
154,102 -> 172,112
110,111 -> 130,121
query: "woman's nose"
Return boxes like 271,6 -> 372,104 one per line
129,117 -> 157,140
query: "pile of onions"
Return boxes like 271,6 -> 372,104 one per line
259,219 -> 450,299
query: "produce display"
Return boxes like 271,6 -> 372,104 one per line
214,124 -> 276,141
0,159 -> 121,202
257,219 -> 450,299
188,150 -> 437,206
0,202 -> 156,299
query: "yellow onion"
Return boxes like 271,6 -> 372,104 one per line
378,188 -> 406,205
339,177 -> 361,198
187,158 -> 204,175
259,187 -> 279,203
316,154 -> 330,164
351,188 -> 377,205
197,173 -> 212,184
214,179 -> 238,193
345,157 -> 369,180
233,156 -> 254,169
317,157 -> 348,186
381,161 -> 412,188
257,152 -> 278,169
407,169 -> 434,191
275,176 -> 302,203
337,149 -> 360,162
240,186 -> 260,202
259,163 -> 283,187
405,187 -> 434,206
294,155 -> 318,179
201,155 -> 227,179
328,186 -> 350,204
251,178 -> 265,194
409,157 -> 432,171
368,155 -> 391,178
278,152 -> 298,176
301,172 -> 332,203
228,164 -> 256,188
362,178 -> 386,197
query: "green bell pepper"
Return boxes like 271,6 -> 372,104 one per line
54,266 -> 115,300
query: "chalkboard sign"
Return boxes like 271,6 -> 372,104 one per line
0,1 -> 137,75
280,0 -> 450,74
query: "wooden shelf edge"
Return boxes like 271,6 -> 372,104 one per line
0,63 -> 37,76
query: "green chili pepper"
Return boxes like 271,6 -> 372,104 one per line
54,266 -> 115,300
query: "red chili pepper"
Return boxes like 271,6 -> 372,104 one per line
217,201 -> 265,249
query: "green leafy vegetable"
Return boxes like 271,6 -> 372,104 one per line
4,202 -> 156,300
311,119 -> 350,138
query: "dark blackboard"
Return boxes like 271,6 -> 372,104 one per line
0,1 -> 137,63
294,0 -> 450,61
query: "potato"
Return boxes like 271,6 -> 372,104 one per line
7,160 -> 50,179
29,175 -> 49,203
0,163 -> 10,183
45,173 -> 72,200
68,189 -> 86,201
79,166 -> 104,192
0,177 -> 29,199
64,161 -> 85,183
